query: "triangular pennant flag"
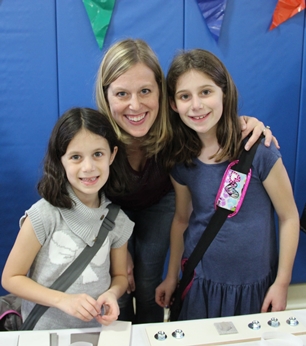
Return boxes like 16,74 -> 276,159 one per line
83,0 -> 116,49
196,0 -> 228,41
270,0 -> 305,30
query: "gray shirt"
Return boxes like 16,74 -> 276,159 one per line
20,186 -> 134,330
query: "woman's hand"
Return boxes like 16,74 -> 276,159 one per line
126,250 -> 135,294
239,116 -> 280,151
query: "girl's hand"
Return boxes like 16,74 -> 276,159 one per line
155,276 -> 178,308
95,291 -> 120,326
126,250 -> 135,294
261,282 -> 288,312
239,116 -> 280,151
58,293 -> 101,321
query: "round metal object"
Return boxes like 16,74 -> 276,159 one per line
268,317 -> 280,327
172,329 -> 185,339
248,320 -> 261,330
154,331 -> 167,341
286,316 -> 299,326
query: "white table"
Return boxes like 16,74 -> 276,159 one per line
1,309 -> 306,346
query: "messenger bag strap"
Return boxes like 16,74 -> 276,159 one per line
20,203 -> 120,330
170,137 -> 262,321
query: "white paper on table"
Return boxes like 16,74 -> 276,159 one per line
18,331 -> 50,346
97,321 -> 131,346
260,331 -> 303,346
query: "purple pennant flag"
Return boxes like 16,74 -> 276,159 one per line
196,0 -> 228,41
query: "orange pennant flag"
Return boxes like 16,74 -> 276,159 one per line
270,0 -> 305,30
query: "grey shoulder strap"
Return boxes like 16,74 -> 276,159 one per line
20,203 -> 120,330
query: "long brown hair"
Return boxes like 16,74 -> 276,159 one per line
166,49 -> 242,169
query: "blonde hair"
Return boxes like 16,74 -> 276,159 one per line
96,39 -> 172,157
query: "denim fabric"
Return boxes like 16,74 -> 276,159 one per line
118,190 -> 175,324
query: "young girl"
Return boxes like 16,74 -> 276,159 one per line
1,107 -> 134,329
155,49 -> 299,320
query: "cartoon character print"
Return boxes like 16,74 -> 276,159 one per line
224,170 -> 241,199
49,231 -> 110,284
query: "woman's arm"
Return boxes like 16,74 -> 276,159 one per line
155,177 -> 192,308
240,116 -> 279,151
1,216 -> 102,322
261,158 -> 299,312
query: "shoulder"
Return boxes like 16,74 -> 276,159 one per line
257,139 -> 281,157
116,208 -> 134,230
20,198 -> 57,225
20,198 -> 60,245
102,196 -> 134,246
252,139 -> 281,181
170,160 -> 196,185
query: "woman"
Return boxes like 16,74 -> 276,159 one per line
95,38 -> 276,324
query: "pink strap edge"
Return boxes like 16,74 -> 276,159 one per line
0,309 -> 22,319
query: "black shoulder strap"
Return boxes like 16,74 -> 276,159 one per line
20,203 -> 120,330
170,137 -> 262,321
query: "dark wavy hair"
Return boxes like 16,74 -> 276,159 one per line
165,49 -> 242,170
38,107 -> 130,208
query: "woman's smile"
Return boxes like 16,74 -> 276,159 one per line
125,112 -> 147,124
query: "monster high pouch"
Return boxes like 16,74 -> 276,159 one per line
215,160 -> 252,217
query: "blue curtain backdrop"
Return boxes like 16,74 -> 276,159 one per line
0,0 -> 305,295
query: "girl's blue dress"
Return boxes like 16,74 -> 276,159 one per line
171,141 -> 281,320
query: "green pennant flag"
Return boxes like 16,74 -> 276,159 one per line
83,0 -> 115,49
